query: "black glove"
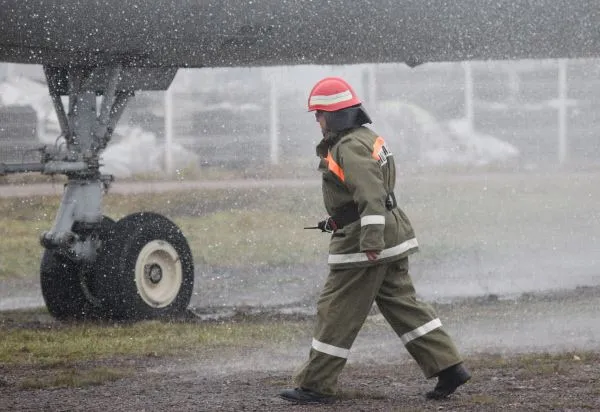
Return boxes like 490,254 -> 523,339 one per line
304,217 -> 338,233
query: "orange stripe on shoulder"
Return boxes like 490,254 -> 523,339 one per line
372,136 -> 385,160
326,152 -> 345,182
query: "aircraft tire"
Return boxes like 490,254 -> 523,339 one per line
95,212 -> 194,320
40,216 -> 115,321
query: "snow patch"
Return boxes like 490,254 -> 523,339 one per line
100,126 -> 199,178
377,101 -> 519,167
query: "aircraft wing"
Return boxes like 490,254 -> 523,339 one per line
1,0 -> 598,68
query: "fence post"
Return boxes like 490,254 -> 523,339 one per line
164,87 -> 174,175
365,65 -> 377,110
557,59 -> 568,165
463,62 -> 474,131
269,76 -> 280,165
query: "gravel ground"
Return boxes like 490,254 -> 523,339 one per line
3,356 -> 599,412
2,287 -> 600,412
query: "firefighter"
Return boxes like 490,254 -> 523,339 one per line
279,77 -> 471,404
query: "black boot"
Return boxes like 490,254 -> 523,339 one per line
279,387 -> 335,404
426,363 -> 471,400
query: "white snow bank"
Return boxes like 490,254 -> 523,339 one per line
0,76 -> 60,143
377,101 -> 519,167
100,126 -> 199,178
425,118 -> 520,166
0,77 -> 199,176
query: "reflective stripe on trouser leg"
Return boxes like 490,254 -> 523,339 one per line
294,264 -> 388,395
375,258 -> 463,378
311,338 -> 350,358
400,318 -> 443,345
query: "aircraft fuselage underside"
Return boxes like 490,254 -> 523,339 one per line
1,0 -> 599,68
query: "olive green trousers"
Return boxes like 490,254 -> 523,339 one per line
294,257 -> 462,395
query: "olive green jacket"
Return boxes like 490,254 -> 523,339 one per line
318,126 -> 418,269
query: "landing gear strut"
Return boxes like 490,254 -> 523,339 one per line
1,64 -> 194,321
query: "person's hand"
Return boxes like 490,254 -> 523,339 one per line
365,250 -> 380,261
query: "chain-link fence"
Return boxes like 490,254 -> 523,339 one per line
2,60 -> 599,175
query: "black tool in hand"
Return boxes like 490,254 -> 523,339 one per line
304,217 -> 337,233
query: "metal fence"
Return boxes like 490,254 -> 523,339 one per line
2,60 -> 600,174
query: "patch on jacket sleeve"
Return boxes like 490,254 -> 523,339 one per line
372,136 -> 392,167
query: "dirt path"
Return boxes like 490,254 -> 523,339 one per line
4,354 -> 599,412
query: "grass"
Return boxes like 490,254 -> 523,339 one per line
0,309 -> 311,389
178,211 -> 326,267
0,172 -> 68,186
0,307 -> 598,393
1,171 -> 600,279
18,366 -> 131,389
0,315 -> 310,366
0,161 -> 319,185
0,218 -> 47,279
0,188 -> 327,278
467,351 -> 600,376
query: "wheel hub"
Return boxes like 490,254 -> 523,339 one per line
145,263 -> 163,284
134,240 -> 183,308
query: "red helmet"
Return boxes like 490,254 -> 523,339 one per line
307,77 -> 361,112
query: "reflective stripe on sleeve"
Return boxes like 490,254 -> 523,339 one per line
312,338 -> 350,359
361,215 -> 385,226
325,152 -> 345,182
328,238 -> 418,265
400,318 -> 442,345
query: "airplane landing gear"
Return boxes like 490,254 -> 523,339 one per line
2,64 -> 194,321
